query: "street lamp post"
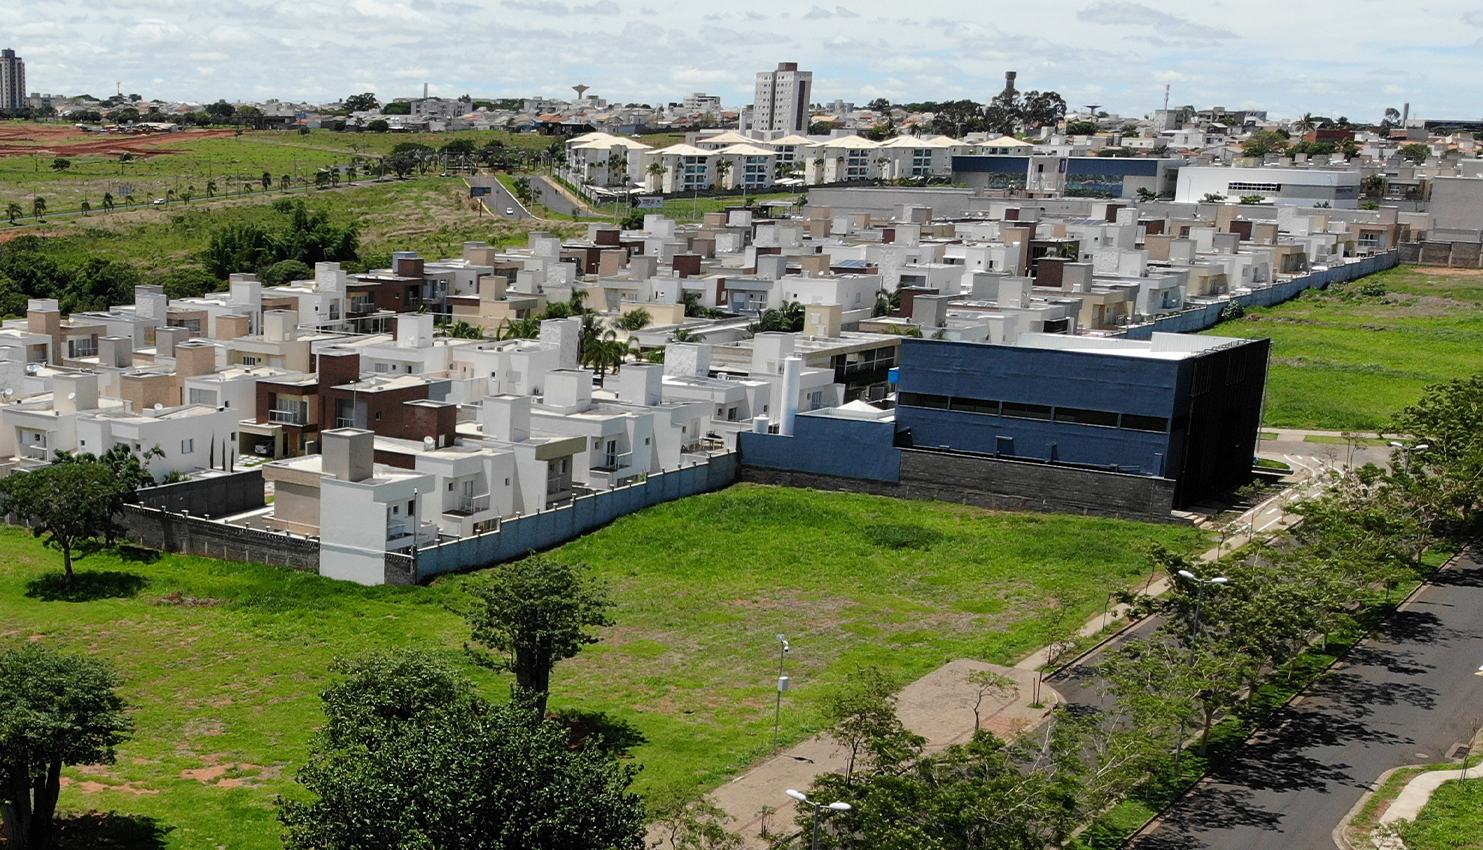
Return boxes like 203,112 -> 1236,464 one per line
1389,441 -> 1431,475
773,635 -> 790,751
1173,568 -> 1228,774
786,789 -> 851,850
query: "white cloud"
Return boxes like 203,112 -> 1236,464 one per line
2,0 -> 1477,120
1077,2 -> 1237,40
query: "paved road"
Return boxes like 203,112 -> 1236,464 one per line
518,173 -> 585,217
1124,553 -> 1483,850
467,175 -> 531,219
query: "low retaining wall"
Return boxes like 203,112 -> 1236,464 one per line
741,448 -> 1183,524
412,452 -> 738,580
120,504 -> 319,571
1120,251 -> 1399,339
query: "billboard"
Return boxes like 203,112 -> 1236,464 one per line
637,196 -> 665,208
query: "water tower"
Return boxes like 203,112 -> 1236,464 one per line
572,85 -> 590,101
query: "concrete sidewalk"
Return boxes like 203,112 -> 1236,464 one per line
681,661 -> 1055,848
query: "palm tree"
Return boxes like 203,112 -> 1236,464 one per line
101,192 -> 115,213
1296,113 -> 1316,133
31,197 -> 46,219
6,202 -> 22,225
279,174 -> 291,192
180,187 -> 194,204
165,189 -> 177,204
80,200 -> 91,216
583,330 -> 626,386
615,308 -> 652,331
443,320 -> 485,340
261,171 -> 272,190
243,183 -> 253,195
124,194 -> 135,207
205,180 -> 217,199
646,162 -> 667,192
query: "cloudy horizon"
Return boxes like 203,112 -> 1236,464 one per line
9,0 -> 1483,122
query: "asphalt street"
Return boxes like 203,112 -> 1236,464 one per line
1117,553 -> 1483,850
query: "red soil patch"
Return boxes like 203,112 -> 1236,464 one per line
180,765 -> 230,782
0,126 -> 236,159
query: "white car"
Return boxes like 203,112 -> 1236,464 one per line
152,198 -> 166,206
505,208 -> 515,215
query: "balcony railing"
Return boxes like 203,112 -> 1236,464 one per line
269,409 -> 308,425
386,521 -> 412,541
446,493 -> 491,516
20,444 -> 48,461
591,451 -> 633,473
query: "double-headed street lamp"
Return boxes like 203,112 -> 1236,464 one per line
1389,441 -> 1430,474
1177,569 -> 1229,644
1174,569 -> 1227,773
786,789 -> 851,850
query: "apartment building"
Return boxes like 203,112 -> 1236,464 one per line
750,62 -> 813,137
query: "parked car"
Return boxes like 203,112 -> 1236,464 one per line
152,198 -> 166,206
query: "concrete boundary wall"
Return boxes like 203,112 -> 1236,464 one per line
741,449 -> 1183,524
119,504 -> 319,571
135,470 -> 266,518
1120,251 -> 1398,340
410,453 -> 739,580
1398,241 -> 1483,269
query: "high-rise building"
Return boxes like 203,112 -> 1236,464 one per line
751,62 -> 812,136
0,49 -> 25,111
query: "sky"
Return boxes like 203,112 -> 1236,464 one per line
8,0 -> 1483,121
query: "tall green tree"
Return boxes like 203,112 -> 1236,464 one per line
464,555 -> 614,716
280,650 -> 644,850
819,665 -> 924,783
0,644 -> 133,850
0,453 -> 144,581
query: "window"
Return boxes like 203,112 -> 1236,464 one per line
374,362 -> 392,373
1054,407 -> 1119,428
950,397 -> 1000,415
240,355 -> 260,366
67,338 -> 98,359
188,388 -> 216,406
181,439 -> 194,454
1227,181 -> 1282,193
1001,401 -> 1053,421
898,392 -> 949,409
1120,413 -> 1169,433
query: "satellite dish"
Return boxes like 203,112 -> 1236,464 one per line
423,436 -> 435,450
67,392 -> 76,400
153,403 -> 163,410
2,389 -> 11,398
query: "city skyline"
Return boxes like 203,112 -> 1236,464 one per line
8,0 -> 1483,119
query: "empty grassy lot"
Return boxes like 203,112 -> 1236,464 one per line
0,484 -> 1206,849
3,177 -> 582,293
1202,266 -> 1483,431
0,124 -> 555,215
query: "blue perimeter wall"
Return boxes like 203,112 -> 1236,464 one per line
1120,251 -> 1398,338
411,452 -> 737,579
738,413 -> 903,482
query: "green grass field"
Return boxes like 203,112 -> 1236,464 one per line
3,177 -> 582,296
1205,266 -> 1483,431
1401,776 -> 1483,850
590,191 -> 803,223
0,484 -> 1207,849
0,125 -> 556,216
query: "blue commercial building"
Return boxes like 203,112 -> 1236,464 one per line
741,333 -> 1269,512
951,155 -> 1181,199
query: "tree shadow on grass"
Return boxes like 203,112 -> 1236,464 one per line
50,811 -> 172,849
112,544 -> 160,564
547,707 -> 648,758
25,571 -> 148,602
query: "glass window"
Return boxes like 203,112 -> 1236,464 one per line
1121,413 -> 1170,433
1054,407 -> 1119,427
898,392 -> 949,409
949,397 -> 1000,415
1001,401 -> 1053,420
